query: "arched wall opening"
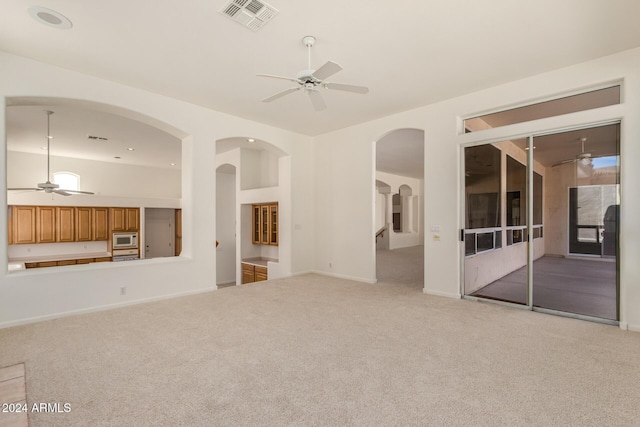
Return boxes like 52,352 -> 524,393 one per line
6,96 -> 188,271
374,128 -> 425,289
215,136 -> 291,287
216,163 -> 237,287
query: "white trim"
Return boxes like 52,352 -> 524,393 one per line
0,285 -> 218,330
424,288 -> 461,299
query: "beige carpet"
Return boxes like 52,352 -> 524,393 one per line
1,272 -> 640,426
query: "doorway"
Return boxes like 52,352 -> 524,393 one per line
462,123 -> 620,322
144,208 -> 176,259
216,164 -> 237,287
374,129 -> 424,290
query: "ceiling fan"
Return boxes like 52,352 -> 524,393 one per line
8,110 -> 94,196
552,137 -> 593,168
257,36 -> 369,111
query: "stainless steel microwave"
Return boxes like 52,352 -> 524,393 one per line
112,232 -> 138,249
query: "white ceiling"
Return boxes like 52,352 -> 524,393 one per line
6,104 -> 182,169
1,0 -> 640,137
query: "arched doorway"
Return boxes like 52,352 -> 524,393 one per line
374,129 -> 425,289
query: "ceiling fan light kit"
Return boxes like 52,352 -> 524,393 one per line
257,36 -> 369,111
8,110 -> 94,196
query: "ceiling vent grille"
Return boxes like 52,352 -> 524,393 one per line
220,0 -> 278,32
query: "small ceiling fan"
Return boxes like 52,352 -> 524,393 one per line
552,137 -> 592,168
257,36 -> 369,111
8,110 -> 94,196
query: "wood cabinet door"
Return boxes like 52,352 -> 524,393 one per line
260,205 -> 269,245
36,206 -> 56,243
93,208 -> 109,241
242,263 -> 255,284
110,207 -> 126,232
174,209 -> 182,256
56,207 -> 75,242
7,206 -> 13,244
252,205 -> 261,244
255,266 -> 268,282
269,204 -> 278,246
13,206 -> 37,244
125,208 -> 139,231
76,207 -> 93,241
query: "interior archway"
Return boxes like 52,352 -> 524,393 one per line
374,128 -> 425,290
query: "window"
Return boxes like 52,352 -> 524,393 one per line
464,85 -> 620,132
52,172 -> 80,191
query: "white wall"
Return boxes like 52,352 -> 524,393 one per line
0,51 -> 314,327
8,151 -> 181,199
313,48 -> 640,331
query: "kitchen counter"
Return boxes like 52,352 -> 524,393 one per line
9,251 -> 112,264
241,257 -> 278,267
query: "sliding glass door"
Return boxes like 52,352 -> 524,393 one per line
531,125 -> 619,320
463,141 -> 528,306
462,124 -> 620,322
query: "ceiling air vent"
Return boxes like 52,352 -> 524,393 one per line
220,0 -> 279,32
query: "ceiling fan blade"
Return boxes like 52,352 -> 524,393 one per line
59,189 -> 95,195
307,90 -> 326,111
312,61 -> 342,81
53,190 -> 72,196
551,159 -> 576,168
8,187 -> 41,191
262,87 -> 301,103
257,74 -> 300,84
324,82 -> 369,94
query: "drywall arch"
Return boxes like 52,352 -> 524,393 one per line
215,136 -> 292,286
373,127 -> 425,283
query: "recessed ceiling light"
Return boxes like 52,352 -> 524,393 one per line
28,6 -> 73,29
170,163 -> 176,166
127,148 -> 135,151
247,138 -> 255,143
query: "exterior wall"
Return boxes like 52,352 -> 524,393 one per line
0,51 -> 314,328
313,47 -> 640,331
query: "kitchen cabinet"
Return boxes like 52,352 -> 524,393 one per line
269,204 -> 278,246
93,208 -> 109,241
251,203 -> 278,246
241,262 -> 268,284
10,205 -> 113,245
76,207 -> 109,241
76,207 -> 93,241
12,206 -> 36,244
24,256 -> 113,269
36,207 -> 56,243
7,207 -> 13,244
175,209 -> 182,256
56,207 -> 75,242
110,207 -> 139,232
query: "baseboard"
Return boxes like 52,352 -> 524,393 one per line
216,280 -> 235,286
423,288 -> 461,299
0,286 -> 218,330
626,322 -> 640,333
312,270 -> 377,284
618,321 -> 628,330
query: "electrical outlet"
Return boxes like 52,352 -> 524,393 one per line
120,287 -> 126,295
